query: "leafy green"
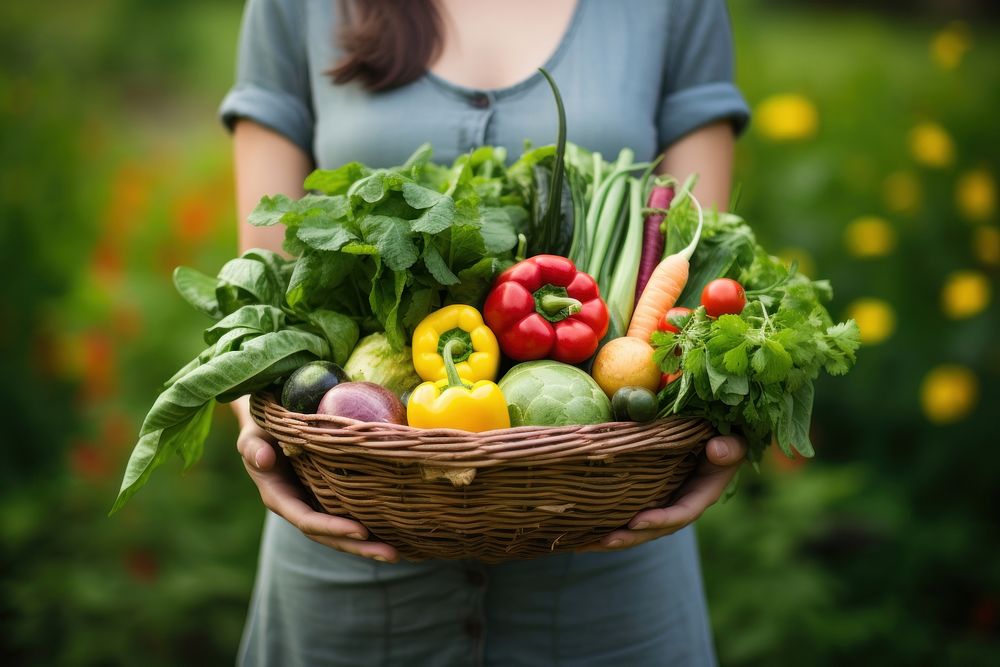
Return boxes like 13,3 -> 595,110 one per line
112,320 -> 329,513
251,146 -> 524,350
653,236 -> 860,463
113,143 -> 535,511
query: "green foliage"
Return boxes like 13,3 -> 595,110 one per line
3,0 -> 1000,665
252,145 -> 522,350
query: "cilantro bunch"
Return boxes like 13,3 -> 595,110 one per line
652,248 -> 860,464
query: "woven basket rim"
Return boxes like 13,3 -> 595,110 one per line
251,392 -> 714,467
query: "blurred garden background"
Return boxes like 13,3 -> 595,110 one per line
1,0 -> 997,664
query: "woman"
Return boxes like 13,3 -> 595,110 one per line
222,1 -> 750,664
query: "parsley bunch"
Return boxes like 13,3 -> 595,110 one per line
652,250 -> 860,464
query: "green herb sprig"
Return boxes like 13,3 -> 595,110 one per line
652,244 -> 860,464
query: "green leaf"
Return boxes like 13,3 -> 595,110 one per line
670,370 -> 694,414
352,171 -> 404,204
204,304 -> 286,345
706,356 -> 729,395
304,309 -> 359,366
722,341 -> 750,375
479,207 -> 519,254
823,320 -> 861,375
446,223 -> 488,269
248,194 -> 350,229
403,288 -> 437,329
109,399 -> 216,515
751,338 -> 794,384
402,143 -> 434,171
448,257 -> 504,305
411,197 -> 456,234
422,242 -> 459,285
402,181 -> 444,209
777,382 -> 815,457
369,263 -> 409,349
297,221 -> 358,252
717,314 -> 750,338
719,374 -> 750,405
359,214 -> 418,271
216,256 -> 280,309
173,266 -> 222,319
247,194 -> 295,227
285,250 -> 361,310
685,346 -> 706,378
111,328 -> 328,513
652,332 -> 681,372
304,162 -> 367,195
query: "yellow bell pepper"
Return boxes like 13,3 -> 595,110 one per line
407,339 -> 511,432
412,304 -> 500,382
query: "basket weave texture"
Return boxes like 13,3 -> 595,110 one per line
250,393 -> 714,562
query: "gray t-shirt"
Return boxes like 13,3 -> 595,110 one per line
220,0 -> 749,169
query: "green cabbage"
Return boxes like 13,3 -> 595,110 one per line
499,361 -> 611,427
343,333 -> 421,397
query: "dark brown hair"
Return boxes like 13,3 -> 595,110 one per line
329,0 -> 443,92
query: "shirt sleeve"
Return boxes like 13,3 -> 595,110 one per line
218,0 -> 314,156
657,0 -> 751,149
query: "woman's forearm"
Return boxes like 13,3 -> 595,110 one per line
233,119 -> 313,254
231,120 -> 313,423
658,120 -> 736,212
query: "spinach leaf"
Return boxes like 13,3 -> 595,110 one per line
173,266 -> 222,319
111,328 -> 329,513
301,309 -> 359,366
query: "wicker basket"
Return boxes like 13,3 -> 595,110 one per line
250,393 -> 713,563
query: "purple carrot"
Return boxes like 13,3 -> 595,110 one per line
634,184 -> 675,302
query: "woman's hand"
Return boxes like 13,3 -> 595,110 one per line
578,434 -> 747,552
236,418 -> 401,563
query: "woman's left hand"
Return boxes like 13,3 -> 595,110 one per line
578,434 -> 748,552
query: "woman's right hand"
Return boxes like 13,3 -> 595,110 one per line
236,419 -> 400,563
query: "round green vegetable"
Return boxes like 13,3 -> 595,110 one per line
281,361 -> 349,413
498,360 -> 611,427
343,333 -> 421,397
611,386 -> 658,423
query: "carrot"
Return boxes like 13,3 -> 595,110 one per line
626,192 -> 704,341
634,183 -> 675,302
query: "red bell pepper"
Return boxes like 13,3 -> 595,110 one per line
483,255 -> 610,364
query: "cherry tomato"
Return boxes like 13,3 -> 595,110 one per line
656,307 -> 693,334
701,278 -> 746,317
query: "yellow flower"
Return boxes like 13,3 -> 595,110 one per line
941,270 -> 991,318
844,217 -> 896,258
956,169 -> 996,222
920,365 -> 977,424
909,122 -> 955,168
930,22 -> 972,70
777,247 -> 816,279
845,299 -> 895,345
973,226 -> 1000,266
755,94 -> 818,141
882,171 -> 922,215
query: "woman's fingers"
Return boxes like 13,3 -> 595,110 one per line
705,434 -> 748,466
579,434 -> 751,552
626,434 -> 748,532
236,424 -> 277,471
236,424 -> 399,562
